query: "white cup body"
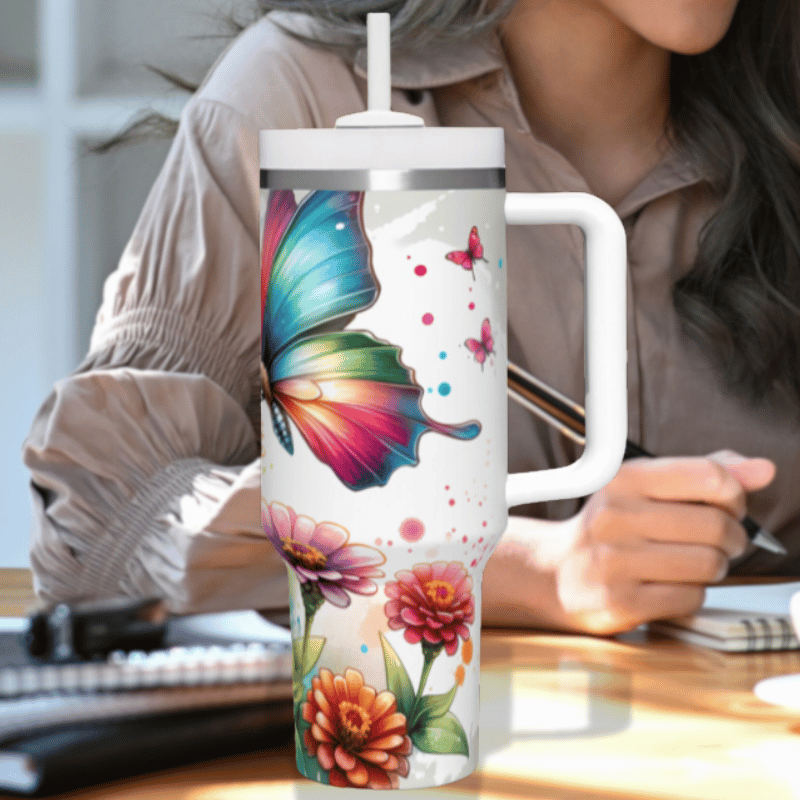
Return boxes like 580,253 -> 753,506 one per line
261,180 -> 506,788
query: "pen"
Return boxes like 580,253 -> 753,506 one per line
507,360 -> 787,556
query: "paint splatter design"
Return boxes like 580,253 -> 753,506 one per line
399,517 -> 425,542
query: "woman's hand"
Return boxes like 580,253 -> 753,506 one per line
552,450 -> 776,633
482,450 -> 776,635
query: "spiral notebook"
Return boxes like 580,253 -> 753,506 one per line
0,611 -> 293,740
649,581 -> 800,652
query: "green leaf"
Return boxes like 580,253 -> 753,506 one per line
410,683 -> 458,730
292,635 -> 325,716
293,681 -> 304,705
301,588 -> 325,619
378,631 -> 415,717
303,635 -> 326,675
410,712 -> 470,757
292,638 -> 301,676
292,635 -> 326,678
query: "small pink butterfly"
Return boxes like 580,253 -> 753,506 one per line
446,226 -> 488,280
465,318 -> 494,369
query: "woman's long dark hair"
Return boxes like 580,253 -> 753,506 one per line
112,0 -> 800,409
669,0 -> 800,408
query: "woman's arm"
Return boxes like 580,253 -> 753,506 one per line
24,363 -> 292,615
23,97 -> 289,614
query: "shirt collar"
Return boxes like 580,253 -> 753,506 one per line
353,35 -> 505,89
614,152 -> 703,220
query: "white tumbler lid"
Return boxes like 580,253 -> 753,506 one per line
259,128 -> 504,172
259,13 -> 504,175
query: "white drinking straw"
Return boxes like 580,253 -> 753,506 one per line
367,13 -> 391,113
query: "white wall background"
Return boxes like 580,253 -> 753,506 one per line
0,0 -> 250,567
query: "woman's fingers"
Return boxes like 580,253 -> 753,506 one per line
583,495 -> 747,557
614,456 -> 750,519
630,582 -> 707,624
706,449 -> 776,492
598,540 -> 733,584
612,451 -> 775,521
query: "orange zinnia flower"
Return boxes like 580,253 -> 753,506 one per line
302,667 -> 412,789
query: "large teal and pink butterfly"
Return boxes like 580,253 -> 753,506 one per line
261,189 -> 480,491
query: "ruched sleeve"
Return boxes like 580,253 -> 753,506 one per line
23,95 -> 292,614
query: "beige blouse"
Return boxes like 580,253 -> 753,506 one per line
23,14 -> 799,613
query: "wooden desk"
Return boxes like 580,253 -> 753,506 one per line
2,570 -> 799,799
0,568 -> 37,616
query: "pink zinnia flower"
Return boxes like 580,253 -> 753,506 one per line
302,667 -> 412,789
262,501 -> 385,607
384,561 -> 475,655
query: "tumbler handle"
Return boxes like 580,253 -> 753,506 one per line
505,192 -> 627,506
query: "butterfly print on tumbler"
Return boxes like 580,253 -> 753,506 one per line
445,226 -> 488,280
261,189 -> 481,491
465,318 -> 494,370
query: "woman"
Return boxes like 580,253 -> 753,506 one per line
23,0 -> 800,633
